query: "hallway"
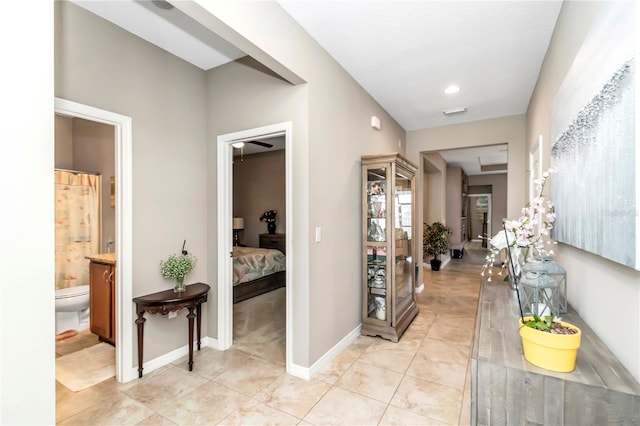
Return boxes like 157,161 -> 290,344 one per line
56,262 -> 482,425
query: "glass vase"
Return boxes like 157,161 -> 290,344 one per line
174,276 -> 186,293
507,246 -> 525,290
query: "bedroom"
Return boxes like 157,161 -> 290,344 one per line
231,137 -> 287,364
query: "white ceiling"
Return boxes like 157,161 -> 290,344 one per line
438,144 -> 508,176
71,0 -> 563,175
72,0 -> 245,70
278,1 -> 562,131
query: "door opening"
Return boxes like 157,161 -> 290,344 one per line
54,98 -> 133,382
216,122 -> 294,375
468,193 -> 492,246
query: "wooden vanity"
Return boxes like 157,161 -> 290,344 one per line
86,253 -> 116,345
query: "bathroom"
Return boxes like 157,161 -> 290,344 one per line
54,114 -> 115,356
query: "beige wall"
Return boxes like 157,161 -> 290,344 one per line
423,153 -> 447,227
467,173 -> 508,238
407,115 -> 526,277
201,1 -> 407,364
55,2 -> 209,364
526,0 -> 639,381
55,115 -> 73,168
233,150 -> 286,247
206,55 -> 405,365
304,46 -> 406,364
407,115 -> 527,220
445,166 -> 465,245
68,117 -> 116,253
205,57 -> 310,363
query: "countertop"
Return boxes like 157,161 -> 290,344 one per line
85,252 -> 116,265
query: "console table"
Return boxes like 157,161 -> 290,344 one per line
133,283 -> 210,378
471,279 -> 639,424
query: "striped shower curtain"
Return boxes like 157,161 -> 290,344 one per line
54,170 -> 101,290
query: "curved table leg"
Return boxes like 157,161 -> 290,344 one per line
135,310 -> 146,378
196,302 -> 202,351
187,306 -> 195,371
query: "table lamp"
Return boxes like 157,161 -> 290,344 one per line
233,217 -> 244,246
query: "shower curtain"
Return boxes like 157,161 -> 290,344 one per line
55,170 -> 101,290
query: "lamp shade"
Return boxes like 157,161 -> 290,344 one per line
233,217 -> 245,230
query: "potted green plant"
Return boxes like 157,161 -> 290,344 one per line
423,221 -> 452,271
518,314 -> 581,372
160,253 -> 197,293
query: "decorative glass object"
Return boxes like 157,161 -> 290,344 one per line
519,271 -> 561,318
174,276 -> 186,293
522,258 -> 567,314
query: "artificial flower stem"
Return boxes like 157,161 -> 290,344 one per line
503,220 -> 525,324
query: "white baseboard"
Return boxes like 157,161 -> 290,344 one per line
202,336 -> 220,350
124,326 -> 366,384
415,283 -> 425,293
124,336 -> 219,383
287,324 -> 362,380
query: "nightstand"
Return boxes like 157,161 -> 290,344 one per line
259,233 -> 286,254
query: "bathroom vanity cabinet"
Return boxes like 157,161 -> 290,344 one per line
361,153 -> 418,342
87,254 -> 116,345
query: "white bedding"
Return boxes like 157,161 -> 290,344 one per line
233,246 -> 286,286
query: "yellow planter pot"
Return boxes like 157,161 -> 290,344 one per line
519,317 -> 581,372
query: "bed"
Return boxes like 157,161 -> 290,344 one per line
233,245 -> 286,303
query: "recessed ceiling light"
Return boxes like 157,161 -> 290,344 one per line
444,85 -> 461,95
231,142 -> 245,148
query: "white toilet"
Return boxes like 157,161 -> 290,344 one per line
55,285 -> 90,334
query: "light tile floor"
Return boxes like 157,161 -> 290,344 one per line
56,261 -> 481,425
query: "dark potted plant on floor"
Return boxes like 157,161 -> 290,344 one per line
423,221 -> 452,271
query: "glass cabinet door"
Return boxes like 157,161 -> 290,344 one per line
394,168 -> 414,317
365,167 -> 388,322
366,168 -> 387,242
366,246 -> 387,321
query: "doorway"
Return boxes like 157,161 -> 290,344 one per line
216,122 -> 293,375
468,194 -> 492,245
231,135 -> 286,364
54,98 -> 133,383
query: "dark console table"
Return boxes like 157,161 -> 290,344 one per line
133,283 -> 210,378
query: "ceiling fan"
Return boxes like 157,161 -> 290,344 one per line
231,140 -> 273,149
231,140 -> 273,162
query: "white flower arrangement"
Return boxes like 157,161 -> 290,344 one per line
481,168 -> 557,281
160,253 -> 197,280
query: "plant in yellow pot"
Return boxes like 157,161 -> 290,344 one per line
518,314 -> 581,372
482,168 -> 581,372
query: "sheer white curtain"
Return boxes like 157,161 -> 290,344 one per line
54,170 -> 101,290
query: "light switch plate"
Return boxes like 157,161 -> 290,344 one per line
315,227 -> 322,243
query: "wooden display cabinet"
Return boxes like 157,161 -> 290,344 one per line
361,153 -> 418,342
